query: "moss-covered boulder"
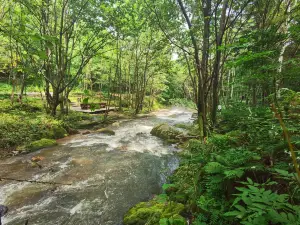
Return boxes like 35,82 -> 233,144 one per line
76,120 -> 100,129
25,139 -> 57,152
49,125 -> 68,139
150,124 -> 182,141
96,128 -> 115,135
124,201 -> 186,225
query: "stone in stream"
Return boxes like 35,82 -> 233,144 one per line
96,128 -> 115,135
0,205 -> 8,225
150,123 -> 182,143
82,130 -> 91,135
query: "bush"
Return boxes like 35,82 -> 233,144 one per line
0,112 -> 68,149
0,82 -> 12,93
224,178 -> 300,225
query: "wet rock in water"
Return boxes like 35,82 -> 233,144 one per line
82,131 -> 91,135
67,127 -> 80,135
191,113 -> 198,119
71,157 -> 93,166
123,200 -> 186,225
136,132 -> 147,137
0,205 -> 8,225
96,128 -> 115,135
117,145 -> 128,151
12,150 -> 20,156
150,123 -> 182,141
111,122 -> 120,127
0,205 -> 8,217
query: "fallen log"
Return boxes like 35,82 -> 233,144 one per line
175,134 -> 199,142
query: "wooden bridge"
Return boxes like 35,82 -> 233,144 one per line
70,103 -> 119,114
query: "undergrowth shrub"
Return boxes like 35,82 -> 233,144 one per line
0,113 -> 67,149
124,92 -> 300,225
224,178 -> 300,225
161,102 -> 300,225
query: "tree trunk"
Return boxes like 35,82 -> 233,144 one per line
19,73 -> 26,101
252,84 -> 257,106
212,0 -> 228,125
177,0 -> 210,139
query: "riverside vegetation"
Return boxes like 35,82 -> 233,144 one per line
124,89 -> 300,225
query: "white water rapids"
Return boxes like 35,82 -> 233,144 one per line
0,108 -> 193,225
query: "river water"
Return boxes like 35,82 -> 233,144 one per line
0,108 -> 192,225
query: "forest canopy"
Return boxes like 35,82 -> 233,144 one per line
0,0 -> 299,122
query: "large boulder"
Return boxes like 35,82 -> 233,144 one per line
150,123 -> 182,141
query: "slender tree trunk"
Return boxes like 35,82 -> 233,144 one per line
212,0 -> 228,125
177,0 -> 209,138
9,5 -> 15,105
199,0 -> 211,137
252,84 -> 257,106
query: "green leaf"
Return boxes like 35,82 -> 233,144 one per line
224,210 -> 243,217
235,205 -> 246,213
204,162 -> 225,174
247,177 -> 254,185
242,196 -> 253,205
252,203 -> 266,210
159,218 -> 169,225
232,197 -> 242,206
162,183 -> 176,191
248,185 -> 259,192
287,213 -> 296,222
37,51 -> 48,60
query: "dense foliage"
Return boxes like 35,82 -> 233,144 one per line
124,92 -> 300,225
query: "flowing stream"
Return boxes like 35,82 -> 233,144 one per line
0,108 -> 192,225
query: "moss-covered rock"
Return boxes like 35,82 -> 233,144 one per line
124,201 -> 186,225
96,128 -> 115,135
49,125 -> 68,139
25,139 -> 57,152
150,124 -> 182,141
76,120 -> 100,129
174,123 -> 191,130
